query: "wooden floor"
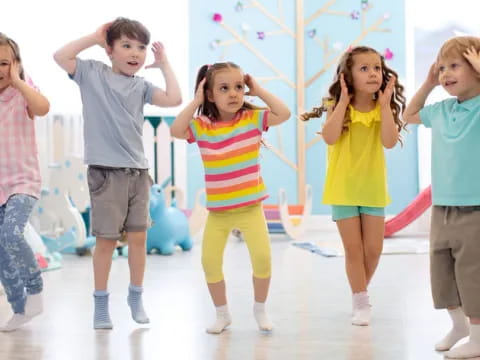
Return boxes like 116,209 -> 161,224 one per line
0,228 -> 476,360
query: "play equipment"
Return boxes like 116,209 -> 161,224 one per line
30,156 -> 92,255
146,184 -> 193,255
278,184 -> 312,239
25,222 -> 62,271
262,185 -> 313,239
384,186 -> 432,237
186,188 -> 209,239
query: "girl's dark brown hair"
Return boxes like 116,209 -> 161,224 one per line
106,17 -> 150,47
194,62 -> 261,120
301,46 -> 407,140
0,33 -> 25,81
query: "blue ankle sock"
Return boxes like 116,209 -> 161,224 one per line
93,290 -> 113,329
127,285 -> 149,324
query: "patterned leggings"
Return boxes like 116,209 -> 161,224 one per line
0,194 -> 43,313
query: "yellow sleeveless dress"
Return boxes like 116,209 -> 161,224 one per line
322,104 -> 390,207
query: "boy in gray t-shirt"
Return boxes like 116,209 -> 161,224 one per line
53,17 -> 181,329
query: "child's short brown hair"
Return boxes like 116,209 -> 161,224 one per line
438,36 -> 480,62
106,17 -> 150,47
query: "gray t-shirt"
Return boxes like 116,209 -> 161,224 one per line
71,59 -> 156,168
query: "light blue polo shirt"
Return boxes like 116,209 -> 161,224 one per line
420,95 -> 480,206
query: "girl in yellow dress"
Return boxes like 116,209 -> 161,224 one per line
301,46 -> 406,326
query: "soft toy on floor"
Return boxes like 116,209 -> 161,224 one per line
146,184 -> 193,255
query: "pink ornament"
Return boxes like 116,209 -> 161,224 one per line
384,48 -> 394,60
257,31 -> 265,40
350,10 -> 360,20
212,13 -> 223,23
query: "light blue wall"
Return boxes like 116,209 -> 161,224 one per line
187,0 -> 418,214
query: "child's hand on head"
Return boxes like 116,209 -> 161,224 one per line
338,73 -> 351,106
378,75 -> 396,108
463,46 -> 480,74
145,42 -> 167,69
94,22 -> 112,48
244,74 -> 261,96
425,62 -> 440,88
9,61 -> 22,88
194,78 -> 206,105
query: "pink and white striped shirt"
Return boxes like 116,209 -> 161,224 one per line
0,79 -> 42,205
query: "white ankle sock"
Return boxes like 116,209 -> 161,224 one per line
206,305 -> 231,334
254,301 -> 273,331
435,308 -> 470,351
0,313 -> 35,332
352,292 -> 371,326
445,323 -> 480,359
25,293 -> 43,317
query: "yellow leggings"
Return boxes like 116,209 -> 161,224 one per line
202,203 -> 271,283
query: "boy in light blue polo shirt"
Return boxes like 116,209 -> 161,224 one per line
405,36 -> 480,359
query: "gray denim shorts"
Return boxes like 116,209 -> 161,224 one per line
87,166 -> 153,240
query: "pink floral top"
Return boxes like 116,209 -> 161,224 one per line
0,79 -> 42,205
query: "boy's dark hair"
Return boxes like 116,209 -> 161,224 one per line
301,46 -> 407,142
106,17 -> 150,47
194,62 -> 261,120
0,33 -> 25,80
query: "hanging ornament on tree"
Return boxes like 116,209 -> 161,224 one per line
307,29 -> 316,38
209,39 -> 221,50
212,13 -> 223,23
384,48 -> 394,60
241,22 -> 251,33
235,1 -> 244,12
350,10 -> 360,20
257,31 -> 265,40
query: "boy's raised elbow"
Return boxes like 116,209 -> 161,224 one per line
52,51 -> 62,65
172,96 -> 182,107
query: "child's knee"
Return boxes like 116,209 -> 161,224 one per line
364,243 -> 382,260
344,245 -> 364,262
252,253 -> 271,278
201,255 -> 224,283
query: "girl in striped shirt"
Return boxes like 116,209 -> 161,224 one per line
0,34 -> 49,331
171,62 -> 290,334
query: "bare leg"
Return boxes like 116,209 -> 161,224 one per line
93,237 -> 117,290
360,214 -> 384,286
92,237 -> 117,329
126,231 -> 147,286
207,280 -> 227,306
253,276 -> 270,303
337,217 -> 366,293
